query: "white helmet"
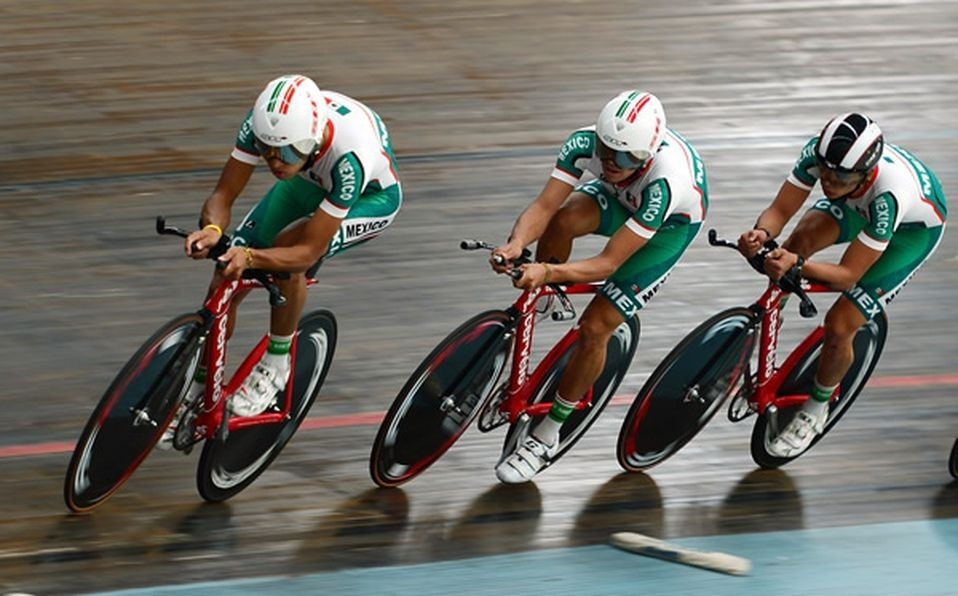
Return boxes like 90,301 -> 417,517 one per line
251,74 -> 327,161
595,90 -> 666,166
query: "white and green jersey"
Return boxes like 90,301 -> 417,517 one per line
551,127 -> 709,239
232,90 -> 400,220
788,137 -> 947,251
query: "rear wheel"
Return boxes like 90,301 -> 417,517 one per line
369,310 -> 513,487
616,307 -> 757,472
750,312 -> 888,468
196,309 -> 337,502
64,312 -> 204,513
502,315 -> 641,467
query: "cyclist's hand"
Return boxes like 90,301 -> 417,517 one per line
216,247 -> 249,280
490,242 -> 523,274
513,263 -> 549,289
764,247 -> 799,280
186,227 -> 222,259
737,228 -> 768,257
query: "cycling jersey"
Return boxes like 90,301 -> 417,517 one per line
230,90 -> 402,262
550,127 -> 709,318
789,137 -> 947,250
552,127 -> 709,238
790,137 -> 947,319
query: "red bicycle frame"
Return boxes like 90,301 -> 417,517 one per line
192,276 -> 318,438
749,279 -> 836,415
498,281 -> 606,424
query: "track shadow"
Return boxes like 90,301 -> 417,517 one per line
570,472 -> 664,545
294,487 -> 410,570
717,468 -> 804,534
440,482 -> 543,559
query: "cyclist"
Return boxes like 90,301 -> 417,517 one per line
169,74 -> 401,434
491,90 -> 709,483
738,113 -> 947,457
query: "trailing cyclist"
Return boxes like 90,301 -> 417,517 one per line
162,74 -> 401,445
490,90 -> 709,483
738,113 -> 947,457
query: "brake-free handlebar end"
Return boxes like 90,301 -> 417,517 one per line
156,216 -> 166,235
708,228 -> 718,244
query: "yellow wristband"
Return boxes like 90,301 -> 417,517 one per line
542,263 -> 552,284
203,223 -> 223,236
242,246 -> 254,269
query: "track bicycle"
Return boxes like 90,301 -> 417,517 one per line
64,217 -> 337,512
617,229 -> 888,471
369,240 -> 641,487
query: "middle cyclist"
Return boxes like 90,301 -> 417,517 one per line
491,90 -> 709,483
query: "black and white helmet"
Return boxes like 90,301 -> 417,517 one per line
815,113 -> 883,173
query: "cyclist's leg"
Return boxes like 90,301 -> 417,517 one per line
535,186 -> 601,263
227,177 -> 325,415
771,222 -> 945,456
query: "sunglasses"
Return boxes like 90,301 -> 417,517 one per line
253,137 -> 314,165
816,157 -> 866,185
595,140 -> 648,170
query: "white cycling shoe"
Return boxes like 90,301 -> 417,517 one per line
768,408 -> 827,457
496,434 -> 558,484
229,359 -> 289,418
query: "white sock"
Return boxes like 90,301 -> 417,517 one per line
263,333 -> 293,372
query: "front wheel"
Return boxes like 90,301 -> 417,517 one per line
369,310 -> 513,488
195,309 -> 337,502
750,312 -> 888,468
616,307 -> 757,472
64,312 -> 205,513
502,315 -> 641,468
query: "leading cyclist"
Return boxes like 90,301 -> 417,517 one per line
491,90 -> 709,483
738,113 -> 947,457
163,74 -> 401,445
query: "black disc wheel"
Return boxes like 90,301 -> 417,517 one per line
750,312 -> 888,468
196,309 -> 337,502
501,315 -> 641,468
370,310 -> 513,488
64,312 -> 204,513
617,307 -> 757,472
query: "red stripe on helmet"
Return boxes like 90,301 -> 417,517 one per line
625,94 -> 652,123
278,76 -> 306,115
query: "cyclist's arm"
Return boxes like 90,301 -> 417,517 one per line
766,239 -> 881,290
507,177 -> 576,248
753,180 -> 809,238
805,239 -> 882,290
201,157 -> 255,229
544,225 -> 647,284
187,157 -> 255,257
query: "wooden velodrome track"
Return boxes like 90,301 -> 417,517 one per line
1,1 -> 956,593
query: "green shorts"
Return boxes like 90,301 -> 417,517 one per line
577,180 -> 702,319
810,198 -> 945,319
232,175 -> 402,265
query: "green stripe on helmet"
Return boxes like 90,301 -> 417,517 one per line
266,81 -> 286,113
614,91 -> 640,118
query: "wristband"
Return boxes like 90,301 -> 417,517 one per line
795,254 -> 805,273
242,246 -> 254,269
542,263 -> 552,284
203,223 -> 223,236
